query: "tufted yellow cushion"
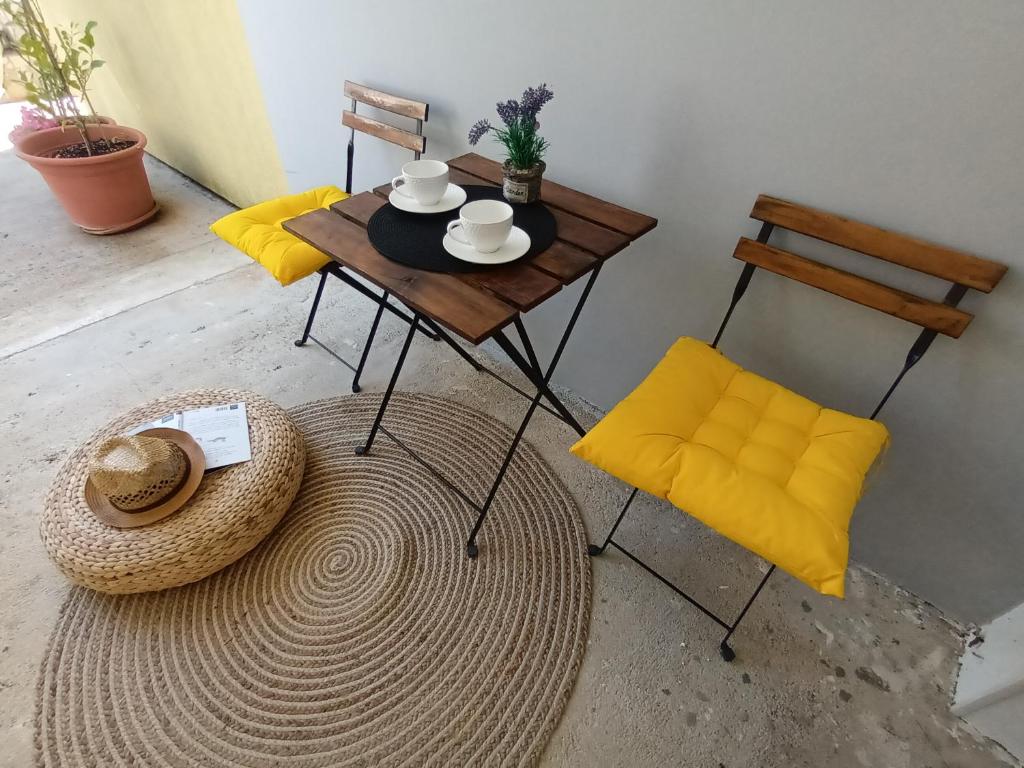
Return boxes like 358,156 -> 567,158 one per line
210,186 -> 349,286
571,337 -> 889,598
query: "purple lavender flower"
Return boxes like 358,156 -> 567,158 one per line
467,85 -> 553,168
495,99 -> 520,126
519,84 -> 554,119
467,118 -> 492,145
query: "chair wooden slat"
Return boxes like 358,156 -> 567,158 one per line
342,111 -> 425,154
733,237 -> 973,337
751,195 -> 1007,293
344,81 -> 428,121
283,209 -> 515,343
449,153 -> 657,239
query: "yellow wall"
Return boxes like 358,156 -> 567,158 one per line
39,0 -> 286,207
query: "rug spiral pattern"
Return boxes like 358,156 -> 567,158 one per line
36,393 -> 591,767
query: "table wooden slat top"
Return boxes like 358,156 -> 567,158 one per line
441,167 -> 633,260
447,153 -> 658,239
332,193 -> 561,312
373,167 -> 629,269
283,209 -> 516,343
283,153 -> 656,344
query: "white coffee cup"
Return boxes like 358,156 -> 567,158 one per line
391,159 -> 449,206
446,200 -> 514,253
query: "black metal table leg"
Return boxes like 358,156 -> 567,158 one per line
465,387 -> 544,559
426,317 -> 583,430
350,267 -> 603,560
492,326 -> 586,437
355,313 -> 420,456
294,266 -> 437,397
351,290 -> 389,393
465,266 -> 603,557
334,269 -> 438,342
511,314 -> 589,437
421,317 -> 484,372
294,269 -> 329,347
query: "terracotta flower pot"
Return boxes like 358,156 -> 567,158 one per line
14,124 -> 157,235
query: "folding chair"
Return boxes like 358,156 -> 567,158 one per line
572,194 -> 1007,661
291,81 -> 443,390
211,81 -> 437,391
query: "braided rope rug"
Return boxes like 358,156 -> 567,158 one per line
35,393 -> 591,767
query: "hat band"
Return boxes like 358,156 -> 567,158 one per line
112,455 -> 193,514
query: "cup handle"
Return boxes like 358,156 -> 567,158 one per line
446,220 -> 471,245
392,176 -> 413,198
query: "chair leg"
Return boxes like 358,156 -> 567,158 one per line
719,564 -> 776,662
588,488 -> 639,556
294,269 -> 329,347
589,485 -> 776,662
351,290 -> 388,393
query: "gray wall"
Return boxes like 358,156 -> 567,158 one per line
237,0 -> 1024,625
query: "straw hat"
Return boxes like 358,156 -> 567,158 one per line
84,428 -> 205,528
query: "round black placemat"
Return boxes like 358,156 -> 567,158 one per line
367,185 -> 557,273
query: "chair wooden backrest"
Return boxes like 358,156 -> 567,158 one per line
716,195 -> 1007,417
341,81 -> 429,194
732,195 -> 1006,338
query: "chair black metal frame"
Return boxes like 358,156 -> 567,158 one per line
587,194 -> 1006,662
293,81 -> 438,391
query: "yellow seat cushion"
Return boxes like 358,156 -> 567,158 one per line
570,337 -> 889,598
210,186 -> 349,286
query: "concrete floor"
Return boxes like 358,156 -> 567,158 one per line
0,150 -> 1018,768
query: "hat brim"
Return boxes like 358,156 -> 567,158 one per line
85,428 -> 207,529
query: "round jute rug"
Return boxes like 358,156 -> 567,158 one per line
35,393 -> 591,767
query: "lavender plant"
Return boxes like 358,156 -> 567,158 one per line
468,84 -> 553,170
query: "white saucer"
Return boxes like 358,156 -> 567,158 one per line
443,226 -> 531,265
389,183 -> 466,214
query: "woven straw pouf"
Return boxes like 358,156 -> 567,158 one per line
41,388 -> 305,594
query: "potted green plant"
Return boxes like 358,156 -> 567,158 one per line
2,0 -> 155,234
468,84 -> 553,204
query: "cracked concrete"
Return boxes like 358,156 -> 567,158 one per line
0,152 -> 1018,767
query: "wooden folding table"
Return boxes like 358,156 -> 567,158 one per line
284,152 -> 656,557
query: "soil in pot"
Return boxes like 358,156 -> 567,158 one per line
51,138 -> 137,159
